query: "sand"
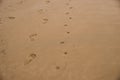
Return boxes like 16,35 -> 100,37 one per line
0,0 -> 120,80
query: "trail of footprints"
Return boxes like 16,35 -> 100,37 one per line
60,0 -> 73,56
0,39 -> 7,56
0,0 -> 74,79
1,0 -> 120,80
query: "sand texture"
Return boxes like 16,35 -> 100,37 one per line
0,0 -> 120,80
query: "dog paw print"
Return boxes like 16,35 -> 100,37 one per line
60,41 -> 65,45
66,31 -> 70,34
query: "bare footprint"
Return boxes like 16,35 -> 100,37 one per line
17,0 -> 25,4
24,53 -> 37,65
65,12 -> 70,15
38,9 -> 44,14
66,3 -> 70,6
29,33 -> 38,41
42,18 -> 49,24
69,7 -> 73,9
45,0 -> 50,4
29,53 -> 37,59
8,16 -> 16,19
64,24 -> 68,27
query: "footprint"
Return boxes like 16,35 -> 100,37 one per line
64,52 -> 68,55
69,17 -> 72,20
0,49 -> 6,55
8,16 -> 16,19
45,0 -> 50,4
65,12 -> 70,15
29,33 -> 38,41
55,66 -> 60,70
60,41 -> 65,44
0,39 -> 6,46
66,3 -> 70,6
17,0 -> 25,4
66,31 -> 70,34
38,9 -> 44,14
64,24 -> 68,27
24,59 -> 33,65
40,62 -> 67,80
24,53 -> 37,65
42,18 -> 48,24
29,53 -> 37,59
69,7 -> 73,9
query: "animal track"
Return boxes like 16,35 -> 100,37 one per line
55,66 -> 60,70
60,41 -> 65,44
40,63 -> 67,80
64,52 -> 68,55
66,31 -> 70,34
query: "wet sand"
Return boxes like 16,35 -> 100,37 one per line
0,0 -> 120,80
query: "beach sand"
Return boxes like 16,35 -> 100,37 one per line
0,0 -> 120,80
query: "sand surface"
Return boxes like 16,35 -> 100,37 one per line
0,0 -> 120,80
